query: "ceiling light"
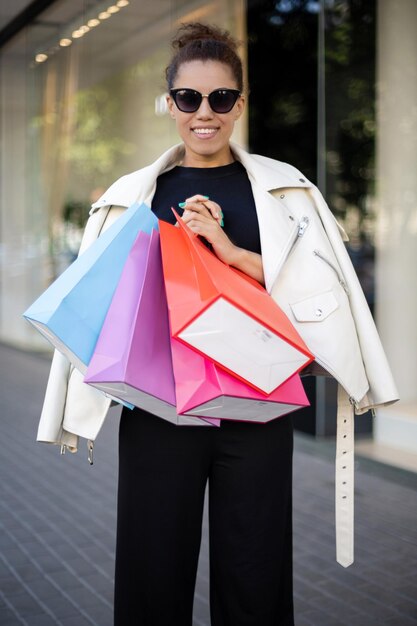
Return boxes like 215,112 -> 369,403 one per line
80,25 -> 90,34
35,53 -> 48,63
59,38 -> 72,47
99,11 -> 111,19
72,29 -> 84,38
107,5 -> 120,14
88,18 -> 100,27
117,0 -> 129,6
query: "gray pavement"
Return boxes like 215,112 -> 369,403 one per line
0,342 -> 416,626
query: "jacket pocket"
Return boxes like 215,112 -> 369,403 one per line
290,289 -> 339,323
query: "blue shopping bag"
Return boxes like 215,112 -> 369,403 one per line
23,202 -> 158,373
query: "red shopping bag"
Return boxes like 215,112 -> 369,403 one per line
159,212 -> 314,394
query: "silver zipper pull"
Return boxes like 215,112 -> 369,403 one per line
313,249 -> 350,295
87,440 -> 94,465
339,278 -> 349,294
298,216 -> 310,237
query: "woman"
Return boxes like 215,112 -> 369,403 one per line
37,22 -> 398,626
115,24 -> 294,626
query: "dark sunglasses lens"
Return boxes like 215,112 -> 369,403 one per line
209,90 -> 239,113
174,90 -> 201,112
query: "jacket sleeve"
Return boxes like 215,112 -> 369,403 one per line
308,185 -> 399,412
36,204 -> 126,452
37,349 -> 78,451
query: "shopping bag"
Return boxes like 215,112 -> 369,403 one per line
84,229 -> 219,427
172,337 -> 309,421
159,212 -> 314,394
23,203 -> 157,373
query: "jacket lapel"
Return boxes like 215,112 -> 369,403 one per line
231,144 -> 311,292
248,181 -> 299,292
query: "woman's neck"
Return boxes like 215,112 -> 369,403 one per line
181,147 -> 235,168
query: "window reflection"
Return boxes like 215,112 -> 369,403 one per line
0,0 -> 244,346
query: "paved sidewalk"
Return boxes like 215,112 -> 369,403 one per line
0,343 -> 416,626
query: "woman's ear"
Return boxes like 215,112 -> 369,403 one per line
166,94 -> 176,119
234,95 -> 245,120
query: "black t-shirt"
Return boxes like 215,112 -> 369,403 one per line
151,160 -> 261,255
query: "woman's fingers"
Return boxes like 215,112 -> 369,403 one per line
181,210 -> 214,232
177,194 -> 264,283
179,194 -> 223,223
182,208 -> 215,225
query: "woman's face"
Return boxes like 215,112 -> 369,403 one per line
167,60 -> 245,167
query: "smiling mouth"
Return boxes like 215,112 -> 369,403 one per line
192,128 -> 218,137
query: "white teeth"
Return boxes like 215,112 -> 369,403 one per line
193,128 -> 216,134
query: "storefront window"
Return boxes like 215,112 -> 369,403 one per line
247,0 -> 376,309
323,0 -> 376,311
0,0 -> 244,347
247,0 -> 319,181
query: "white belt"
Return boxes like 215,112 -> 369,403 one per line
335,384 -> 355,567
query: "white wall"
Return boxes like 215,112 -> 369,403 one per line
375,0 -> 417,451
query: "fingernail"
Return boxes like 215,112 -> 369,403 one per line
220,217 -> 224,227
178,202 -> 186,208
202,195 -> 209,199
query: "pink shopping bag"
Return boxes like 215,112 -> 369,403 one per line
172,337 -> 309,422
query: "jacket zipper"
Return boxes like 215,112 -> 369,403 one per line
286,215 -> 310,256
268,215 -> 310,291
287,215 -> 309,257
313,249 -> 349,295
298,216 -> 310,237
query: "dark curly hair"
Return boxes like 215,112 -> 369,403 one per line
166,22 -> 243,91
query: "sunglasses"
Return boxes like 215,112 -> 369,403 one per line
170,88 -> 241,114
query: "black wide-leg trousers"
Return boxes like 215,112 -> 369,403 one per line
114,408 -> 294,626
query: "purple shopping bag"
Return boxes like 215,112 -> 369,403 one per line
84,230 -> 217,427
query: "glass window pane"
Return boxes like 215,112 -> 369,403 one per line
1,0 -> 245,347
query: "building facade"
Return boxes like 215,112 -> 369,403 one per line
1,0 -> 416,463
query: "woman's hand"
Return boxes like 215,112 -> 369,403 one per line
180,194 -> 230,262
178,194 -> 265,285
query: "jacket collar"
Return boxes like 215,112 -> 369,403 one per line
230,142 -> 312,191
90,142 -> 311,212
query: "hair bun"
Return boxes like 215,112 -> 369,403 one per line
166,21 -> 243,91
173,22 -> 239,53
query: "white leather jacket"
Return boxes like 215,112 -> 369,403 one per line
37,142 -> 399,452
